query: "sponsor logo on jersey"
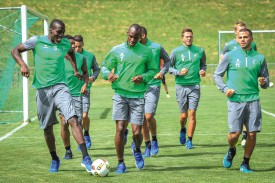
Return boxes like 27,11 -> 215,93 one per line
235,59 -> 240,68
181,54 -> 185,62
120,52 -> 125,61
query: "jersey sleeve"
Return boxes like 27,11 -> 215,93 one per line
101,48 -> 117,80
200,49 -> 207,71
213,53 -> 230,93
23,36 -> 37,50
159,46 -> 171,75
168,50 -> 180,76
259,58 -> 269,89
91,56 -> 100,80
221,43 -> 229,55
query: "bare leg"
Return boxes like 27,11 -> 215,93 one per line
44,125 -> 56,152
142,117 -> 151,142
60,114 -> 70,147
145,113 -> 157,136
179,112 -> 188,128
68,117 -> 85,145
227,132 -> 241,148
244,132 -> 256,158
132,123 -> 143,149
82,112 -> 90,132
187,110 -> 196,138
115,120 -> 127,161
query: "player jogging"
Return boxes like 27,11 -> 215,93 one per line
214,28 -> 269,173
169,28 -> 207,149
74,35 -> 100,149
139,26 -> 171,157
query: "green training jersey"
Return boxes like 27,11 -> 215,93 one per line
31,36 -> 71,89
102,42 -> 158,98
225,48 -> 265,102
145,39 -> 161,86
170,44 -> 206,86
64,52 -> 85,96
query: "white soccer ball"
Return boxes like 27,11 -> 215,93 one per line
91,159 -> 110,177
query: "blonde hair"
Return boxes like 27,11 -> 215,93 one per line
234,21 -> 246,31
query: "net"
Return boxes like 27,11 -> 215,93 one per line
0,7 -> 43,124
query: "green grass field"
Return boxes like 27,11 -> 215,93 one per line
0,82 -> 275,183
1,0 -> 275,182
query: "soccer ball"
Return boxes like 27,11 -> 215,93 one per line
91,159 -> 110,177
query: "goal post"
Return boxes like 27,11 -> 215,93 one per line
0,5 -> 48,123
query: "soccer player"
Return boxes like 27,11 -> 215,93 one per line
59,35 -> 89,160
74,35 -> 100,149
213,28 -> 269,173
139,26 -> 171,157
11,19 -> 92,173
101,24 -> 157,174
220,21 -> 257,147
169,28 -> 207,149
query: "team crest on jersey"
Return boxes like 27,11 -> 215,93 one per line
233,46 -> 237,50
194,54 -> 198,58
253,59 -> 257,65
120,52 -> 125,61
53,46 -> 58,50
181,54 -> 185,61
235,59 -> 240,67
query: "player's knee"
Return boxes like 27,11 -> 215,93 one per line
44,126 -> 54,137
180,113 -> 187,122
82,112 -> 88,119
145,113 -> 154,121
248,132 -> 256,139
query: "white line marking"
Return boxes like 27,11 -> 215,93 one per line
0,116 -> 37,142
0,122 -> 28,142
262,109 -> 275,118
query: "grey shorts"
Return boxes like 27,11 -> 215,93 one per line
112,94 -> 145,125
176,84 -> 200,113
228,100 -> 262,133
82,90 -> 90,113
72,96 -> 83,123
145,86 -> 160,115
36,84 -> 77,129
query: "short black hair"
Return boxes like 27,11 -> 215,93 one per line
239,28 -> 253,37
64,35 -> 74,40
50,19 -> 65,29
128,24 -> 141,36
140,26 -> 147,36
74,35 -> 84,42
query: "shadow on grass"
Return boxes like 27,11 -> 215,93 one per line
254,167 -> 275,172
140,165 -> 222,172
99,108 -> 111,119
